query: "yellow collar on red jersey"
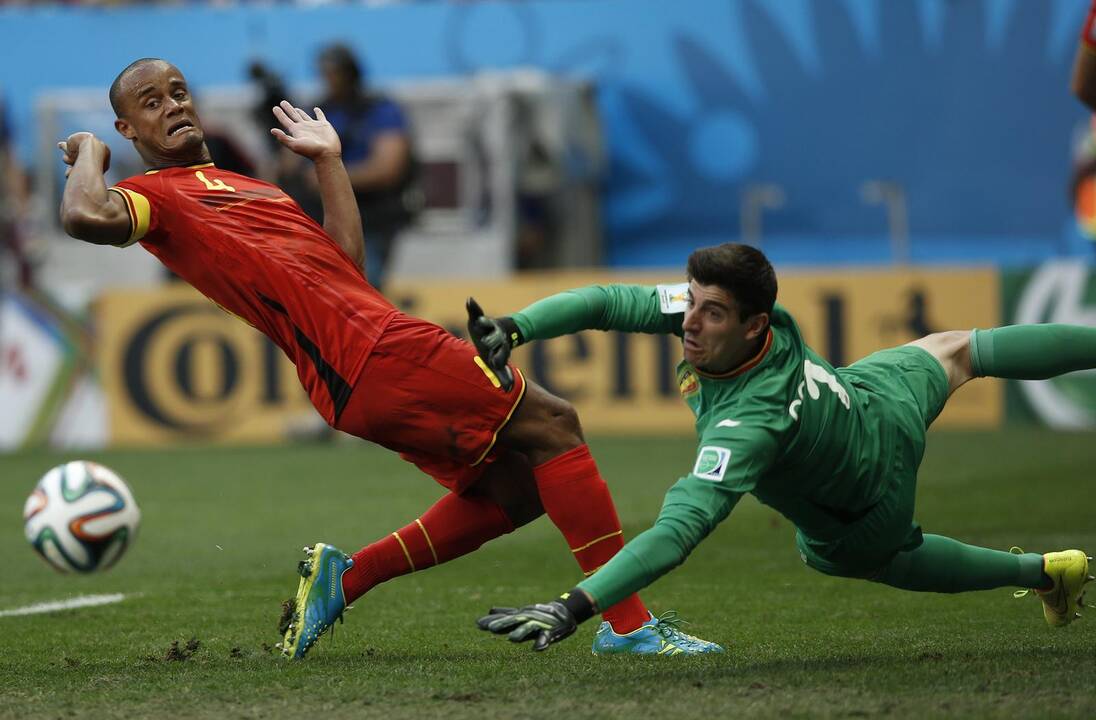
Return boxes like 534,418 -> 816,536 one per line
145,162 -> 215,175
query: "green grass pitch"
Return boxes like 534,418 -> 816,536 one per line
2,430 -> 1095,719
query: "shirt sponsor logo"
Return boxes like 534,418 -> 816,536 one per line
657,283 -> 690,314
693,446 -> 731,481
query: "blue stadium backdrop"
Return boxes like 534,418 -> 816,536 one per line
0,0 -> 1092,266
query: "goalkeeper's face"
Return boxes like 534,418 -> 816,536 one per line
682,280 -> 768,374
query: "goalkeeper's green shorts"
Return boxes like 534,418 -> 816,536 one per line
795,345 -> 950,578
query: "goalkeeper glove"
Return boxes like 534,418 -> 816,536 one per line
477,601 -> 577,651
477,590 -> 595,652
465,297 -> 522,392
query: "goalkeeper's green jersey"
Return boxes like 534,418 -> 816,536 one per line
511,283 -> 906,608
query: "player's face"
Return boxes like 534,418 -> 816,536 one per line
114,62 -> 206,163
681,280 -> 768,374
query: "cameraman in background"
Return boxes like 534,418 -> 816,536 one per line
315,43 -> 419,291
249,61 -> 324,221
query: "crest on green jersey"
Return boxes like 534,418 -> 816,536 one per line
693,446 -> 731,481
678,367 -> 699,398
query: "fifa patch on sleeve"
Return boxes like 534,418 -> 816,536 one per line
693,446 -> 731,482
656,283 -> 690,314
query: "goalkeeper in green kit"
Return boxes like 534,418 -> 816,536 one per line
468,243 -> 1095,652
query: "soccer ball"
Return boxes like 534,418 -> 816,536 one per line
23,461 -> 141,573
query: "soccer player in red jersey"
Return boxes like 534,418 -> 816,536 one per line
58,58 -> 719,657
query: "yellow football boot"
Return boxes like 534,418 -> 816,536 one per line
1034,550 -> 1093,627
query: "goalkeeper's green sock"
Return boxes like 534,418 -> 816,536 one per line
873,534 -> 1047,593
970,324 -> 1096,380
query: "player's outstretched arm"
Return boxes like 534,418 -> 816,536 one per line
58,133 -> 131,246
271,101 -> 365,270
465,285 -> 681,385
478,473 -> 741,651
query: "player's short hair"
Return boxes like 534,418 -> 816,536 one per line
687,243 -> 777,321
110,58 -> 167,117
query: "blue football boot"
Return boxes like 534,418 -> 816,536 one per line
591,611 -> 724,655
277,543 -> 354,659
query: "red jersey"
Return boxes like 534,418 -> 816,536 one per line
110,162 -> 397,425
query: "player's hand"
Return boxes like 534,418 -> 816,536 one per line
476,601 -> 577,651
57,132 -> 110,177
465,297 -> 518,392
271,100 -> 341,161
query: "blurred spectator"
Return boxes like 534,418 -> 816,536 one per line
0,91 -> 31,292
247,61 -> 326,221
1070,116 -> 1096,256
512,93 -> 558,270
316,43 -> 419,290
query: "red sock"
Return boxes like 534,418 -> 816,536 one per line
534,445 -> 649,634
341,492 -> 514,604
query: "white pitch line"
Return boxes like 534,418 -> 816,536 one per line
0,593 -> 127,618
